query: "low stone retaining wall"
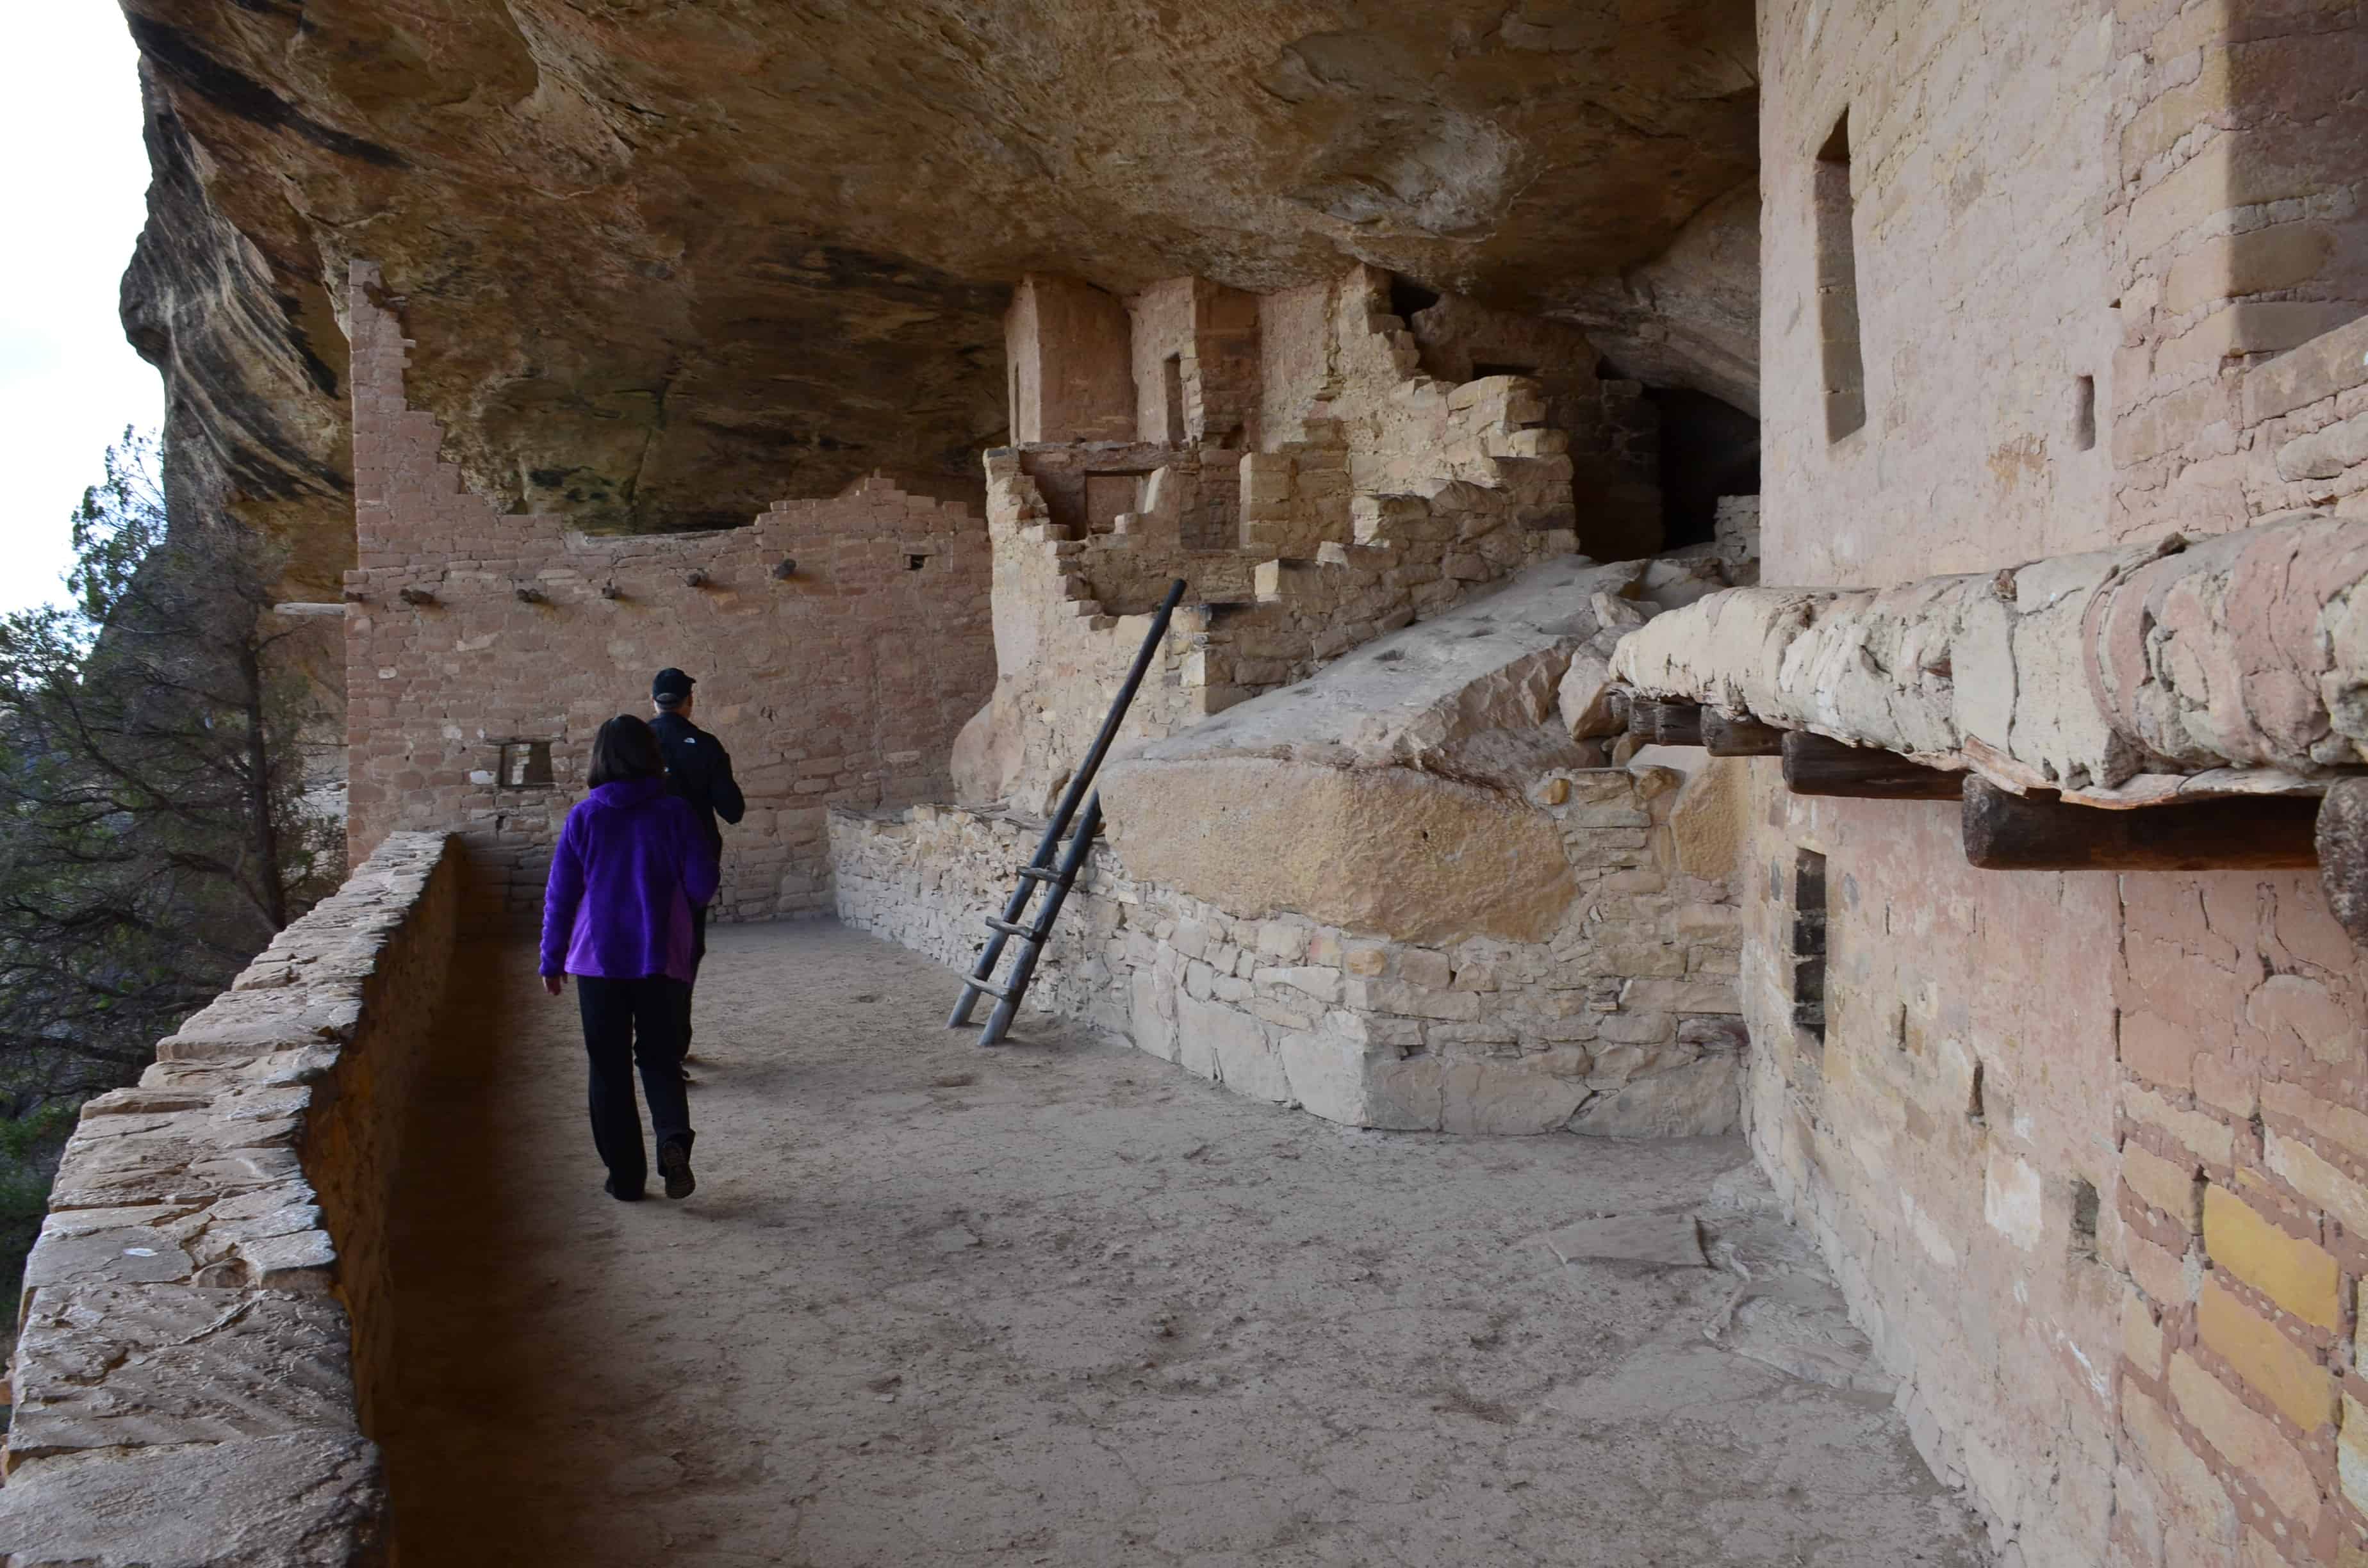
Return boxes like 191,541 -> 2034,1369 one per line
830,787 -> 1745,1135
0,831 -> 462,1564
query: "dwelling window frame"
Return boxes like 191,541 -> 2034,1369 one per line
497,739 -> 555,790
1814,111 -> 1868,443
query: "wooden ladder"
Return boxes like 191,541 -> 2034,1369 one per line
949,578 -> 1186,1046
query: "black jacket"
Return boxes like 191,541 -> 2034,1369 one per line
650,710 -> 745,863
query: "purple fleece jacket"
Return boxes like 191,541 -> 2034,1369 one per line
539,776 -> 720,982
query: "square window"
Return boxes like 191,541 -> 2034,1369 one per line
500,740 -> 554,788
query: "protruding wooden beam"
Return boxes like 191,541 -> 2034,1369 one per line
2315,779 -> 2368,942
1703,712 -> 1786,756
1627,699 -> 1704,747
1781,731 -> 1962,799
1966,776 -> 2319,870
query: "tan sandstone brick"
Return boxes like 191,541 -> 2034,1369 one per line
2124,1143 -> 2204,1232
2124,1287 -> 2167,1378
2196,1279 -> 2336,1432
2202,1184 -> 2339,1330
2169,1351 -> 2323,1530
2265,1131 -> 2368,1234
2126,1084 -> 2237,1166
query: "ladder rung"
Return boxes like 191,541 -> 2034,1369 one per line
984,917 -> 1042,940
963,978 -> 1017,1003
1015,864 -> 1063,881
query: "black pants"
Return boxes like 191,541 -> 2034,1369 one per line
676,903 -> 709,1061
577,975 -> 694,1192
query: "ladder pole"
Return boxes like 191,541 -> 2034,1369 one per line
980,794 -> 1102,1047
1042,576 -> 1187,840
947,577 -> 1185,1028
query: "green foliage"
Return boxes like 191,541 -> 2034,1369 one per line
0,430 -> 336,1298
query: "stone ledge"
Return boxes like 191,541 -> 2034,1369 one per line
2,831 -> 459,1562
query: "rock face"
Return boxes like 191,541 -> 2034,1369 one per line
117,0 -> 1758,594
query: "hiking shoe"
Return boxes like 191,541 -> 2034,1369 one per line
605,1175 -> 645,1202
658,1139 -> 696,1201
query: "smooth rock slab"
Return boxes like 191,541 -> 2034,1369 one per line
8,1286 -> 357,1462
0,1433 -> 384,1567
1532,1212 -> 1710,1268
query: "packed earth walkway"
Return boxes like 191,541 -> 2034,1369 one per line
378,922 -> 1986,1567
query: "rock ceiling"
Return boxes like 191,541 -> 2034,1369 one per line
119,0 -> 1759,595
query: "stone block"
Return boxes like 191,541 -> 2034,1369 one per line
2202,1185 -> 2339,1331
0,1433 -> 384,1566
2169,1350 -> 2323,1530
2265,1131 -> 2368,1234
1567,1056 -> 1739,1138
8,1286 -> 358,1462
2123,1143 -> 2204,1232
2196,1279 -> 2335,1432
1179,993 -> 1288,1104
1439,1061 -> 1588,1136
1277,1032 -> 1370,1126
2121,1381 -> 2239,1553
2123,1287 -> 2166,1379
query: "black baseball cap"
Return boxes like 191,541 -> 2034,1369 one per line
652,667 -> 696,703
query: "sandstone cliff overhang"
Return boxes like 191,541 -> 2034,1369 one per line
118,0 -> 1758,591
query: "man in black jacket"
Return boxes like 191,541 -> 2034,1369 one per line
649,667 -> 745,1071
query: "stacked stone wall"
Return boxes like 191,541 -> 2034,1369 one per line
1748,4 -> 2368,1564
831,772 -> 1744,1136
2109,0 -> 2368,543
0,833 -> 461,1560
344,261 -> 995,926
960,273 -> 1589,813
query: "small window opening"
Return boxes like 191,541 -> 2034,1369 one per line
2070,375 -> 2097,452
500,740 -> 553,789
1815,113 -> 1867,443
1792,849 -> 1828,1043
1163,354 -> 1187,445
1388,275 -> 1442,322
2069,1179 -> 2100,1261
907,553 -> 927,571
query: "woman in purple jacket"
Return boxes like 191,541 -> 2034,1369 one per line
541,715 -> 719,1202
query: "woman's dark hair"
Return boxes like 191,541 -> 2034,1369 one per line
587,714 -> 666,788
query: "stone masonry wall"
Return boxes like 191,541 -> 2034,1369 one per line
957,268 -> 1586,813
2109,0 -> 2368,544
345,261 -> 995,925
831,772 -> 1745,1137
0,832 -> 462,1562
1750,4 -> 2368,1566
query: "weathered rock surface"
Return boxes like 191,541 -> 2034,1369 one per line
0,833 -> 459,1564
119,0 -> 1757,592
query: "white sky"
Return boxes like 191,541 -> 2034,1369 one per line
0,7 -> 163,616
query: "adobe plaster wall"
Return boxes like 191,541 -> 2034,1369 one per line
1747,3 -> 2368,1565
342,263 -> 996,926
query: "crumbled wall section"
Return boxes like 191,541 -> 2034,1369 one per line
961,269 -> 1585,812
345,261 -> 995,924
0,832 -> 461,1561
831,782 -> 1744,1136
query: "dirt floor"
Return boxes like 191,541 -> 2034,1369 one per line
378,921 -> 1988,1567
